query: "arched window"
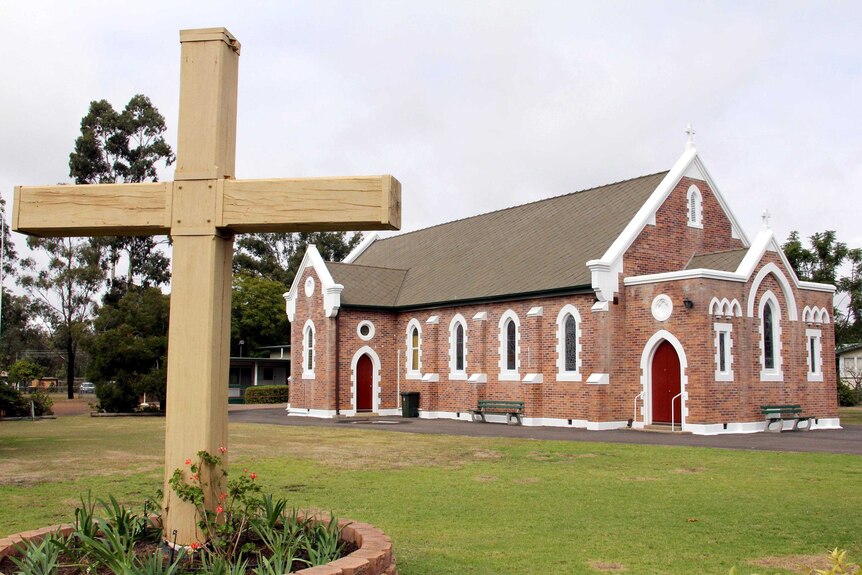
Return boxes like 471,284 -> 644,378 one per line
763,304 -> 775,370
498,310 -> 520,380
406,319 -> 422,378
555,305 -> 582,381
758,291 -> 783,381
564,316 -> 577,370
687,185 -> 703,228
456,324 -> 465,370
448,314 -> 468,379
302,320 -> 315,378
506,320 -> 516,370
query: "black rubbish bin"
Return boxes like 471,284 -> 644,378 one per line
400,391 -> 420,418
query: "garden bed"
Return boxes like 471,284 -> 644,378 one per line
0,512 -> 396,575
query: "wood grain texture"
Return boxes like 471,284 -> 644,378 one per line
221,176 -> 401,232
174,33 -> 239,181
13,182 -> 170,237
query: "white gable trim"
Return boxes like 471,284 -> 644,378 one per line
624,227 -> 836,301
586,147 -> 750,302
343,233 -> 378,263
746,262 -> 798,321
284,245 -> 344,322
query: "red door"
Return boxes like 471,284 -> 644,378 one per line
651,341 -> 681,424
356,354 -> 373,412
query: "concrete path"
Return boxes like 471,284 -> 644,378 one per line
228,407 -> 862,456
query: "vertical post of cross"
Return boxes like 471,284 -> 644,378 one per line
162,28 -> 241,546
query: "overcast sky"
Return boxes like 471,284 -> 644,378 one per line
1,1 -> 860,269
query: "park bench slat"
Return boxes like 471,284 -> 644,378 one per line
471,400 -> 525,425
759,404 -> 811,433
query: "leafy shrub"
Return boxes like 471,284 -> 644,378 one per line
838,382 -> 858,407
243,385 -> 289,404
0,385 -> 53,417
0,384 -> 29,417
30,391 -> 53,415
95,380 -> 140,413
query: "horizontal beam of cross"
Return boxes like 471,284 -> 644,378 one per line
13,175 -> 401,236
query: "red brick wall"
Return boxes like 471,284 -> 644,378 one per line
289,266 -> 336,411
288,174 -> 837,429
624,176 -> 745,277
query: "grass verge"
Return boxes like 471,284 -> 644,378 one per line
1,415 -> 860,574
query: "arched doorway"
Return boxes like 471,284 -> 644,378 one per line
651,340 -> 681,425
356,354 -> 374,412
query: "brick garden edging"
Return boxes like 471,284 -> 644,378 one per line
0,513 -> 397,575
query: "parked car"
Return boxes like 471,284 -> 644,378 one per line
80,382 -> 95,394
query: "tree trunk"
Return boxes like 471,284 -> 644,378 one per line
66,332 -> 75,400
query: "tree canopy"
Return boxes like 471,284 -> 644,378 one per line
86,287 -> 169,412
69,95 -> 174,290
783,230 -> 862,345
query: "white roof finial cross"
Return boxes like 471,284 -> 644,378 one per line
685,123 -> 696,151
761,208 -> 771,229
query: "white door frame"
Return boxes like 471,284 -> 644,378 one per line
640,330 -> 688,428
350,346 -> 381,414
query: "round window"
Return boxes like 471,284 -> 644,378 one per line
304,276 -> 315,297
357,321 -> 375,341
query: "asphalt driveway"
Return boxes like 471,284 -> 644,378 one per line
228,406 -> 862,455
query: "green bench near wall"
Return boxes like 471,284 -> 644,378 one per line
760,404 -> 812,432
471,400 -> 525,425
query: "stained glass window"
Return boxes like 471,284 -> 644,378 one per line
564,314 -> 577,371
306,326 -> 314,370
455,323 -> 464,371
506,320 -> 516,370
764,304 -> 774,369
411,327 -> 419,371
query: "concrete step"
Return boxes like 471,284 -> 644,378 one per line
639,423 -> 690,434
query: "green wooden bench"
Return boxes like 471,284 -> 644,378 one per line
471,400 -> 525,425
760,404 -> 812,432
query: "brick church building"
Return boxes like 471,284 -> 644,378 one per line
284,140 -> 839,434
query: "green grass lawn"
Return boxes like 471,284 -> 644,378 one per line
839,406 -> 862,425
1,416 -> 860,574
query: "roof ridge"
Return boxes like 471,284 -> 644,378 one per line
328,261 -> 408,272
370,170 -> 669,243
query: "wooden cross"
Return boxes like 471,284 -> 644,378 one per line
12,27 -> 401,545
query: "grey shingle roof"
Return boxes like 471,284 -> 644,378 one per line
337,171 -> 668,308
328,262 -> 407,307
686,248 -> 749,272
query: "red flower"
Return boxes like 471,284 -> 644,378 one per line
243,468 -> 248,473
185,459 -> 191,465
215,505 -> 224,514
190,542 -> 200,550
219,492 -> 227,501
249,472 -> 257,481
191,473 -> 199,481
218,446 -> 227,454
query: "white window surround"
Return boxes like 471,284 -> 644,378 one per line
758,290 -> 783,382
302,319 -> 316,379
806,328 -> 823,382
687,185 -> 703,229
556,305 -> 582,382
357,320 -> 375,341
448,314 -> 468,380
405,319 -> 422,380
713,322 -> 733,382
498,310 -> 521,381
